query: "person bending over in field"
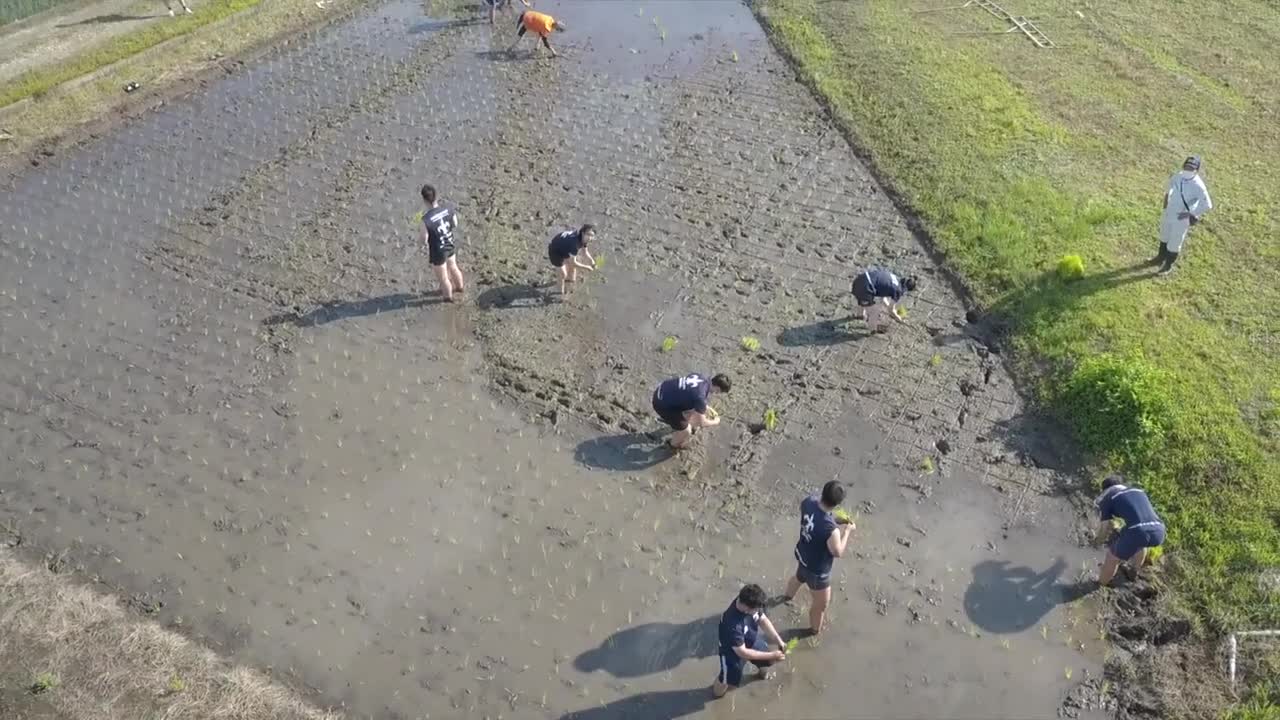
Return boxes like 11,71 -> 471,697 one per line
851,266 -> 917,332
548,224 -> 596,295
419,184 -> 466,302
485,0 -> 530,26
1092,475 -> 1166,586
651,372 -> 730,449
712,583 -> 786,698
511,9 -> 565,57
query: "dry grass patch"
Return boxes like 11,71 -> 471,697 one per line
0,548 -> 342,720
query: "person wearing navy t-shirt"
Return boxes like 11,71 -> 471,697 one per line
547,224 -> 597,296
419,184 -> 466,302
781,480 -> 855,635
712,583 -> 786,698
1093,474 -> 1166,585
651,372 -> 731,449
851,266 -> 917,332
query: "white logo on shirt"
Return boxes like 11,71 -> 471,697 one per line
678,374 -> 702,390
801,513 -> 815,543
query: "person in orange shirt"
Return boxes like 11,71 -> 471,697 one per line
511,9 -> 565,57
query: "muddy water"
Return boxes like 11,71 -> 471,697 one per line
1,0 -> 1107,718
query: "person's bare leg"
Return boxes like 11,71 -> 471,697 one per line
557,265 -> 569,295
668,428 -> 692,449
1129,548 -> 1149,579
447,257 -> 465,293
565,264 -> 577,293
434,264 -> 454,302
782,574 -> 803,602
809,587 -> 832,634
1098,551 -> 1123,586
712,681 -> 728,698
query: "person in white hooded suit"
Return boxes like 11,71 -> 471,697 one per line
1153,155 -> 1213,275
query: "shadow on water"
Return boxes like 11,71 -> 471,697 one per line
574,615 -> 719,678
408,17 -> 483,34
58,13 -> 156,27
559,688 -> 709,720
777,316 -> 869,347
574,433 -> 672,472
963,558 -> 1094,633
262,293 -> 441,328
476,283 -> 554,310
474,49 -> 539,63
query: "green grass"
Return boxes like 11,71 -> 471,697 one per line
1,0 -> 78,25
0,0 -> 268,110
30,671 -> 59,695
757,0 -> 1280,647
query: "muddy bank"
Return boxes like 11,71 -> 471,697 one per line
2,1 -> 1112,717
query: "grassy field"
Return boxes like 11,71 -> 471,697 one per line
0,0 -> 79,25
0,0 -> 272,110
0,0 -> 368,166
756,0 -> 1279,699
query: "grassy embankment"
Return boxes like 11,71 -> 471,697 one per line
756,0 -> 1279,705
0,548 -> 342,719
1,0 -> 79,25
0,0 -> 388,165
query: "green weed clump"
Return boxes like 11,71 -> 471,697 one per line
660,336 -> 677,353
1056,254 -> 1085,282
740,336 -> 761,352
1058,353 -> 1173,468
763,408 -> 780,431
30,672 -> 59,695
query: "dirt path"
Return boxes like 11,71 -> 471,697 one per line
0,1 -> 1116,718
0,0 -> 207,87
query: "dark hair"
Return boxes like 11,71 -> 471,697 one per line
421,184 -> 437,204
711,374 -> 731,393
580,224 -> 595,241
820,480 -> 846,507
1101,474 -> 1125,490
737,583 -> 767,610
903,277 -> 919,292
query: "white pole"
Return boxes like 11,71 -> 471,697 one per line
1229,633 -> 1238,694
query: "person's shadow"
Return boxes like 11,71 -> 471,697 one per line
262,292 -> 440,328
777,316 -> 870,347
558,687 -> 709,720
574,433 -> 673,472
475,49 -> 537,63
964,558 -> 1094,633
476,283 -> 554,310
58,13 -> 156,27
574,615 -> 719,678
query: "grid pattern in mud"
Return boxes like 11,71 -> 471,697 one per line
0,2 -> 1102,719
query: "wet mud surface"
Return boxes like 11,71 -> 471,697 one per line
1,1 -> 1111,717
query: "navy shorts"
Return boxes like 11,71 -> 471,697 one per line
1110,523 -> 1165,561
851,275 -> 875,307
717,635 -> 772,687
549,247 -> 572,268
429,244 -> 455,267
652,394 -> 689,431
795,564 -> 832,591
